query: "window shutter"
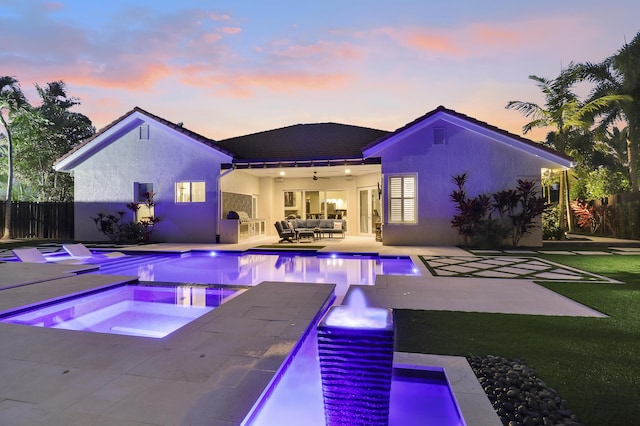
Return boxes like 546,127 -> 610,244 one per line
389,177 -> 403,222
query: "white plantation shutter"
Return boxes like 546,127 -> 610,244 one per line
388,175 -> 416,223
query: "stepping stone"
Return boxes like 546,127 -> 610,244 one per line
432,269 -> 458,276
464,261 -> 497,269
441,265 -> 478,273
534,271 -> 585,280
433,257 -> 469,265
494,266 -> 537,276
470,250 -> 502,254
537,251 -> 576,255
474,270 -> 521,278
513,262 -> 551,271
482,258 -> 517,266
573,251 -> 612,255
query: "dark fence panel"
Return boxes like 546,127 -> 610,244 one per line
0,201 -> 74,239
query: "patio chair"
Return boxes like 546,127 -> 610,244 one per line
62,243 -> 126,260
12,248 -> 84,264
274,221 -> 296,243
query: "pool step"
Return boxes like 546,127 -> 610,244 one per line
95,254 -> 178,275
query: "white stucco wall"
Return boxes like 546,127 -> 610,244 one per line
72,119 -> 226,242
379,119 -> 562,247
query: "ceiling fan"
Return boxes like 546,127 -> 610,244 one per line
312,171 -> 329,180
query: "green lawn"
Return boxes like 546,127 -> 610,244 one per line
395,255 -> 640,426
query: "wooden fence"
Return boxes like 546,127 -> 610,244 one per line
0,201 -> 74,239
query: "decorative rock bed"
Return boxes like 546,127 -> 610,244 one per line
467,355 -> 584,426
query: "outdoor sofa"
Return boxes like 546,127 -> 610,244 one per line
289,218 -> 346,238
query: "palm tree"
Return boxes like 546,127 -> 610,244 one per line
506,63 -> 628,231
583,31 -> 640,191
0,76 -> 29,240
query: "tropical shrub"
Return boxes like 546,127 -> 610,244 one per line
451,173 -> 548,247
542,205 -> 564,240
91,191 -> 160,243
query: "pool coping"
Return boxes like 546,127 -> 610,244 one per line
394,352 -> 501,426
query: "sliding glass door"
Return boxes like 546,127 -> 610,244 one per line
358,187 -> 380,235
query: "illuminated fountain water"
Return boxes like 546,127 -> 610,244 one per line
317,289 -> 394,426
243,287 -> 469,426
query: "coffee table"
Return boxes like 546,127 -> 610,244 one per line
297,229 -> 315,242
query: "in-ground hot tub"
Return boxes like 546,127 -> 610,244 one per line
0,284 -> 241,338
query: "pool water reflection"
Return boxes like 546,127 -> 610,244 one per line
95,252 -> 420,297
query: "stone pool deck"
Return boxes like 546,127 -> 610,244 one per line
0,272 -> 335,425
0,237 -> 625,425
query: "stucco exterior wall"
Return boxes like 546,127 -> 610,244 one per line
379,119 -> 560,246
72,120 -> 225,242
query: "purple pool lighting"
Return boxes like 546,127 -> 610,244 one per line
244,289 -> 465,425
0,285 -> 239,338
242,326 -> 465,426
92,252 -> 420,298
317,302 -> 395,425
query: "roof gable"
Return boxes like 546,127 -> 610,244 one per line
363,106 -> 575,168
215,122 -> 389,162
54,107 -> 232,171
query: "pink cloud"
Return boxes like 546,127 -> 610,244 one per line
202,33 -> 223,44
179,68 -> 353,97
368,16 -> 590,59
220,27 -> 241,35
371,27 -> 462,55
272,40 -> 362,61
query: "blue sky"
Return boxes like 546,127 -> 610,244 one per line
2,0 -> 639,140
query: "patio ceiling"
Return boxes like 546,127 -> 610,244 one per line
230,162 -> 381,179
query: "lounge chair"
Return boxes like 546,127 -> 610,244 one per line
63,243 -> 126,259
275,221 -> 296,243
12,248 -> 84,264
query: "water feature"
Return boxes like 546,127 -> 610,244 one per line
317,289 -> 395,425
243,289 -> 465,425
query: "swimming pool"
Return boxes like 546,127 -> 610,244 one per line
90,251 -> 421,297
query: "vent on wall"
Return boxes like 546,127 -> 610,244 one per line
139,125 -> 150,140
434,127 -> 446,145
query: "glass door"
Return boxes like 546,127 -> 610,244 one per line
359,187 -> 380,235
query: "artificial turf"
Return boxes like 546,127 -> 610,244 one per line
394,254 -> 640,426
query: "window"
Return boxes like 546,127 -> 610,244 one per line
434,127 -> 446,145
136,183 -> 154,202
175,181 -> 206,203
134,182 -> 154,222
388,175 -> 416,223
139,125 -> 150,140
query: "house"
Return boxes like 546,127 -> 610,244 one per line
54,105 -> 574,246
54,107 -> 233,243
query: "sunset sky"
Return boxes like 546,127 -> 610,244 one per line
2,0 -> 639,141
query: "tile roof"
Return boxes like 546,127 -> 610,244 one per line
363,105 -> 574,163
54,106 -> 232,166
215,122 -> 389,162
